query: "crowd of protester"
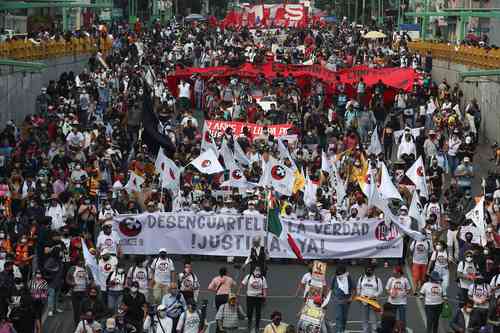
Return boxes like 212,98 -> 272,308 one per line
0,15 -> 498,333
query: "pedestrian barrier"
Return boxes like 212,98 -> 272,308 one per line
408,41 -> 500,69
0,36 -> 113,60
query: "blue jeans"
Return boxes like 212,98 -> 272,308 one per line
48,287 -> 59,311
362,303 -> 378,333
107,290 -> 123,313
334,302 -> 350,333
392,304 -> 407,323
448,155 -> 458,175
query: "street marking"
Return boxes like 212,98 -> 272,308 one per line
404,263 -> 428,331
207,320 -> 414,332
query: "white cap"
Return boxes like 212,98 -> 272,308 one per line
157,304 -> 167,311
159,248 -> 167,253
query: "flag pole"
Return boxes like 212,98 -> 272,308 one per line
159,176 -> 164,212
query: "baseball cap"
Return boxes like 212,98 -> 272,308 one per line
159,248 -> 167,254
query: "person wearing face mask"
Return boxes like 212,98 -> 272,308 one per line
13,234 -> 33,283
176,301 -> 207,333
357,265 -> 383,333
30,269 -> 48,333
385,266 -> 411,327
216,293 -> 246,333
263,311 -> 288,333
449,299 -> 474,333
96,220 -> 121,257
240,266 -> 268,333
161,286 -> 186,330
99,202 -> 119,225
397,128 -> 416,161
468,275 -> 492,329
424,194 -> 443,229
455,157 -> 474,194
122,281 -> 146,332
74,310 -> 102,333
106,264 -> 127,313
410,232 -> 432,292
178,262 -> 200,304
456,250 -> 479,307
9,277 -> 35,333
143,304 -> 173,333
458,231 -> 476,261
0,231 -> 13,255
66,258 -> 90,325
244,237 -> 268,277
98,249 -> 118,302
428,241 -> 451,298
46,194 -> 66,230
330,265 -> 355,333
150,248 -> 176,304
420,271 -> 445,333
126,256 -> 151,297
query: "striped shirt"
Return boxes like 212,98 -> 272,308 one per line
215,303 -> 245,329
30,278 -> 48,301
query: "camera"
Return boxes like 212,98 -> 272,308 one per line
148,304 -> 158,317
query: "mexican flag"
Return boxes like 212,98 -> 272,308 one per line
267,192 -> 303,260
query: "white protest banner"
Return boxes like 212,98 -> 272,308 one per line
113,213 -> 403,259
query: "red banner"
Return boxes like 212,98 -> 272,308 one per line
206,120 -> 293,138
222,4 -> 308,28
167,62 -> 418,99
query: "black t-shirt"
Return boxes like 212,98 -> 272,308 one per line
428,165 -> 444,187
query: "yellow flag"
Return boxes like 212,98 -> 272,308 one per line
292,169 -> 306,194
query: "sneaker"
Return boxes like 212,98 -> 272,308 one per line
48,311 -> 54,317
56,308 -> 64,313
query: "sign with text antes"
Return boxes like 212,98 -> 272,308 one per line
113,213 -> 403,259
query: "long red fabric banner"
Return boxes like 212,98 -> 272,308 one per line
167,62 -> 418,95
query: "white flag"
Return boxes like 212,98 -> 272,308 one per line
81,237 -> 105,290
367,127 -> 383,156
370,191 -> 425,241
219,139 -> 237,170
155,148 -> 180,190
409,191 -> 425,229
321,151 -> 332,174
189,149 -> 224,174
330,162 -> 347,207
304,174 -> 318,208
234,139 -> 250,166
379,163 -> 403,201
277,138 -> 297,170
124,172 -> 144,193
221,167 -> 257,189
406,156 -> 429,198
260,159 -> 294,196
201,123 -> 218,154
466,197 -> 486,245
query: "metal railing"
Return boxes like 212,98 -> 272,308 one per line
0,36 -> 113,61
408,41 -> 500,69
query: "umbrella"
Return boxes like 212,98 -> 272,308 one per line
184,13 -> 208,22
363,31 -> 387,39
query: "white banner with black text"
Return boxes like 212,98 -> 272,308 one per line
113,213 -> 403,258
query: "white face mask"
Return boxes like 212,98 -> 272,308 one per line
130,287 -> 138,293
436,245 -> 443,251
465,256 -> 473,262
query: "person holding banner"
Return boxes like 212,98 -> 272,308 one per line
330,265 -> 355,333
356,265 -> 383,333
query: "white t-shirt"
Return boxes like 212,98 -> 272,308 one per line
490,274 -> 500,298
179,272 -> 200,292
457,261 -> 477,289
98,256 -> 118,291
151,257 -> 175,285
178,83 -> 191,99
107,270 -> 126,292
410,239 -> 432,265
96,231 -> 120,255
468,283 -> 492,309
430,250 -> 450,270
420,282 -> 444,305
127,266 -> 150,293
242,274 -> 267,297
357,275 -> 383,299
386,277 -> 411,305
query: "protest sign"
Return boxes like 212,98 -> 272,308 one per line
113,213 -> 403,259
206,120 -> 293,137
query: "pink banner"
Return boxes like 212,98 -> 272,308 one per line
206,120 -> 293,138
